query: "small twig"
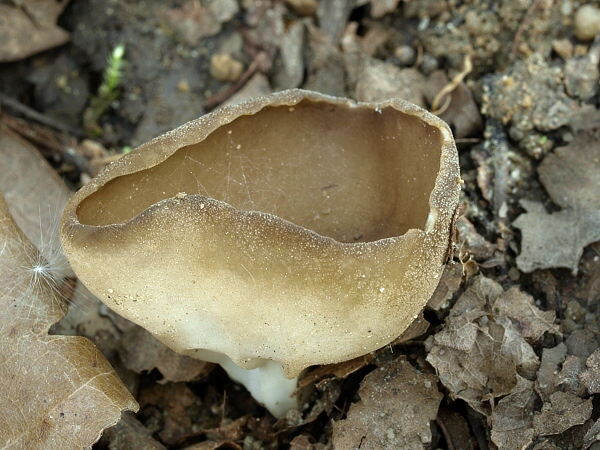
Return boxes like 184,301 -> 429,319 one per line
204,51 -> 272,110
436,415 -> 456,450
511,0 -> 542,61
204,27 -> 274,110
455,137 -> 482,144
413,43 -> 424,69
431,54 -> 473,115
0,93 -> 85,137
204,59 -> 260,110
1,113 -> 94,177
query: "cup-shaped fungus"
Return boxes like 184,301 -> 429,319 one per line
60,89 -> 460,417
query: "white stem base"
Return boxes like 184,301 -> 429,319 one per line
218,357 -> 298,418
191,349 -> 298,417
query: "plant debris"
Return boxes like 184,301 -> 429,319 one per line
515,132 -> 600,273
3,0 -> 600,447
0,193 -> 137,449
331,358 -> 442,449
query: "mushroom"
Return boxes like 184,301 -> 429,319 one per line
60,89 -> 460,417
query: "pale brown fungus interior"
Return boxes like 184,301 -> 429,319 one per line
77,100 -> 442,243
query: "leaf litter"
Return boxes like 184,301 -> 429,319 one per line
4,0 -> 600,448
0,192 -> 137,449
514,132 -> 600,274
331,357 -> 442,450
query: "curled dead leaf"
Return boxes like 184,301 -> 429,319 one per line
332,358 -> 442,449
0,191 -> 137,449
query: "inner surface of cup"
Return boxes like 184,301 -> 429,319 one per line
77,100 -> 442,243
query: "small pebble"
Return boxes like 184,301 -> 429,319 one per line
552,38 -> 574,59
507,266 -> 520,281
420,53 -> 438,75
177,79 -> 190,92
394,45 -> 416,66
210,53 -> 244,82
574,5 -> 600,41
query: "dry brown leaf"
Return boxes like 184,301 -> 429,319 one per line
583,419 -> 600,449
556,355 -> 587,397
0,124 -> 71,257
101,411 -> 167,450
0,1 -> 70,62
297,353 -> 374,390
304,23 -> 345,97
580,349 -> 600,394
490,375 -> 537,450
539,134 -> 600,210
455,217 -> 497,261
138,382 -> 201,446
0,192 -> 137,449
427,276 -> 550,416
426,262 -> 463,312
183,441 -> 243,450
533,391 -> 593,436
289,435 -> 326,449
515,133 -> 600,273
492,286 -> 560,343
514,200 -> 600,274
427,322 -> 518,416
449,274 -> 504,316
331,358 -> 442,450
536,343 -> 567,402
495,315 -> 540,380
393,312 -> 430,343
119,325 -> 214,383
161,0 -> 223,45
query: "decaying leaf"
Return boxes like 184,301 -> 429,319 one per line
580,349 -> 600,394
514,200 -> 600,274
565,328 -> 600,358
0,0 -> 70,62
455,216 -> 497,262
289,435 -> 326,449
138,383 -> 200,446
515,133 -> 600,273
332,358 -> 442,449
160,0 -> 237,45
426,262 -> 463,312
119,325 -> 214,383
393,312 -> 430,343
493,286 -> 561,343
0,192 -> 137,449
583,419 -> 600,449
0,124 -> 71,258
182,441 -> 242,450
556,355 -> 587,397
427,275 -> 558,416
536,343 -> 567,402
538,134 -> 600,211
100,411 -> 167,450
298,354 -> 374,391
533,391 -> 593,436
490,375 -> 537,450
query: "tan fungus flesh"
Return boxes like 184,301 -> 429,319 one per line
60,90 -> 460,378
